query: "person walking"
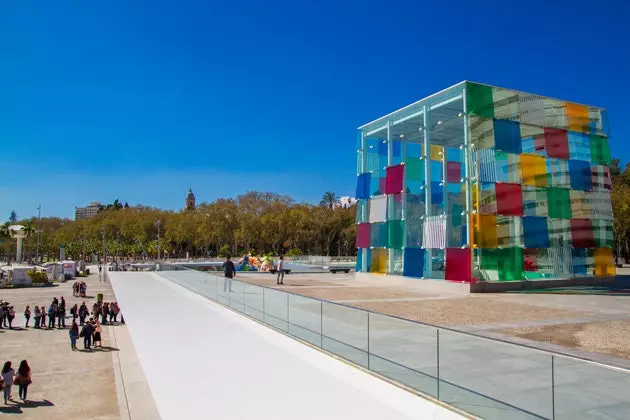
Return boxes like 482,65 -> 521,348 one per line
1,361 -> 15,404
276,255 -> 286,285
47,304 -> 56,328
14,360 -> 31,402
222,256 -> 236,292
24,306 -> 31,328
81,319 -> 94,350
69,322 -> 79,351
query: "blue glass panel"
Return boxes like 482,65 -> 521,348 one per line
568,159 -> 592,191
522,216 -> 550,248
494,120 -> 522,154
403,247 -> 425,277
430,160 -> 443,182
572,248 -> 587,275
431,181 -> 443,204
355,173 -> 371,199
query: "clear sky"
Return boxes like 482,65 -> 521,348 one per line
1,0 -> 628,219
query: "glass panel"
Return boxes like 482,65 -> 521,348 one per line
554,357 -> 630,419
439,330 -> 553,419
229,279 -> 245,312
369,313 -> 438,398
263,288 -> 289,332
321,302 -> 368,367
370,248 -> 387,274
243,283 -> 264,321
288,294 -> 322,347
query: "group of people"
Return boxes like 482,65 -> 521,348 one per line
25,297 -> 68,329
69,318 -> 103,351
72,281 -> 88,298
2,297 -> 123,332
1,360 -> 32,405
0,302 -> 16,329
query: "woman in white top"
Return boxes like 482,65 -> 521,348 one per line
2,361 -> 15,404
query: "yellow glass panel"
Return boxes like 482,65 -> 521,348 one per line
431,145 -> 443,161
566,102 -> 589,133
370,248 -> 387,274
594,248 -> 615,276
473,214 -> 497,249
521,154 -> 548,187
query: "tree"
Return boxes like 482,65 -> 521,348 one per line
124,202 -> 130,209
8,210 -> 17,223
320,191 -> 339,209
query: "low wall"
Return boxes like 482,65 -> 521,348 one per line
355,272 -> 619,293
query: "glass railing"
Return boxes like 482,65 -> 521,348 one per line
155,263 -> 630,419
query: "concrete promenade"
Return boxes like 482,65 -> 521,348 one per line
109,271 -> 464,420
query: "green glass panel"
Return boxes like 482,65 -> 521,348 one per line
387,220 -> 404,249
590,135 -> 612,165
466,82 -> 495,119
498,247 -> 524,281
405,158 -> 424,181
480,249 -> 500,270
546,187 -> 572,219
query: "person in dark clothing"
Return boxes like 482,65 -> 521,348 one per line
69,322 -> 79,350
81,319 -> 94,350
79,302 -> 89,326
15,360 -> 31,402
24,306 -> 31,328
7,307 -> 15,329
222,256 -> 236,292
47,305 -> 56,328
71,304 -> 78,324
101,303 -> 109,325
57,304 -> 66,328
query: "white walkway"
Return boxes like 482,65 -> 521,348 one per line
110,272 -> 464,420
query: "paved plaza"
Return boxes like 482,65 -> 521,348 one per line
236,271 -> 630,367
0,269 -> 158,419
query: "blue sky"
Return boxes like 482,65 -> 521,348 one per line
1,0 -> 628,219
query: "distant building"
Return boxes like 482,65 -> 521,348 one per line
185,188 -> 196,210
75,202 -> 102,220
337,196 -> 357,208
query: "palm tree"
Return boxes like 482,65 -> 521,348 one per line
320,191 -> 339,209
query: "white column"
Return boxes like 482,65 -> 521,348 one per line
16,236 -> 24,263
423,106 -> 432,278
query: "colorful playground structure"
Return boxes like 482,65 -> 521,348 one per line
236,255 -> 275,272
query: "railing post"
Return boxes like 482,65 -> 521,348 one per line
320,300 -> 323,348
552,355 -> 555,420
367,312 -> 371,370
286,293 -> 290,332
437,329 -> 440,400
263,287 -> 266,324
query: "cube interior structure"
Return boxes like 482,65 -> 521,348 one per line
355,81 -> 614,282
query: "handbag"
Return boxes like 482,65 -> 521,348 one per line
15,375 -> 32,386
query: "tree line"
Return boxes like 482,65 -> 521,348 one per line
0,191 -> 357,261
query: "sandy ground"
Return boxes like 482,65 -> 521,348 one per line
0,270 -> 120,418
497,320 -> 630,360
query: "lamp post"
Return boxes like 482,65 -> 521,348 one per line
156,220 -> 161,262
35,204 -> 41,263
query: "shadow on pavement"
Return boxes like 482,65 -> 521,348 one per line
21,399 -> 55,408
0,405 -> 23,414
